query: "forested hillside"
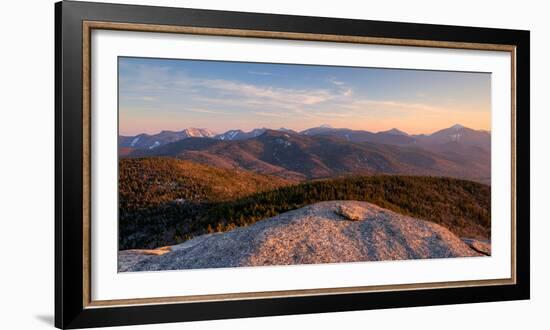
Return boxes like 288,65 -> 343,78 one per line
119,159 -> 490,250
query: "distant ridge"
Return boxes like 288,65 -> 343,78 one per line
121,124 -> 489,147
119,124 -> 490,184
378,128 -> 408,136
124,125 -> 490,183
119,128 -> 214,150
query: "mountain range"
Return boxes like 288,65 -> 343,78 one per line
120,124 -> 490,183
119,128 -> 216,151
120,124 -> 489,149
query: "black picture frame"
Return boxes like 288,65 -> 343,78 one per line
55,1 -> 530,328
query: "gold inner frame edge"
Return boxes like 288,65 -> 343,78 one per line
81,20 -> 517,308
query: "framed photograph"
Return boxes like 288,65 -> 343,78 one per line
55,1 -> 530,328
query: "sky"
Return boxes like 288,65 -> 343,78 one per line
119,57 -> 491,136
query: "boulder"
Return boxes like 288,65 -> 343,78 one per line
120,201 -> 489,272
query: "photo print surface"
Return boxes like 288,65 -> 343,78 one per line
117,57 -> 491,272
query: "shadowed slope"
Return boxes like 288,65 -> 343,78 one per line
125,129 -> 490,183
120,171 -> 490,250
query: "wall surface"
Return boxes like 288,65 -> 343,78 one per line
0,0 -> 547,329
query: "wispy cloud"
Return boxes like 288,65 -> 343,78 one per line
119,58 -> 491,135
328,78 -> 345,86
252,111 -> 286,117
193,78 -> 336,106
248,71 -> 277,76
185,108 -> 225,115
120,95 -> 157,102
121,63 -> 347,113
342,89 -> 353,97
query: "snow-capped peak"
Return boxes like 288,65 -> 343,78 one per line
181,128 -> 215,138
250,128 -> 267,137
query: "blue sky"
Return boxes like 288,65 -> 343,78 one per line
119,57 -> 491,135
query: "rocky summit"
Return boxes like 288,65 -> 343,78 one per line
119,201 -> 489,272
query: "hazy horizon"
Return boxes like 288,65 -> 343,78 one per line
119,57 -> 491,136
118,123 -> 489,137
